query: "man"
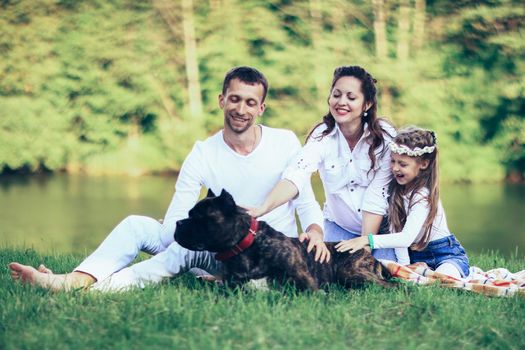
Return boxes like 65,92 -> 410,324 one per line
9,66 -> 329,291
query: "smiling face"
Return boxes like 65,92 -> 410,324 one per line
328,76 -> 370,127
219,78 -> 266,135
390,153 -> 429,186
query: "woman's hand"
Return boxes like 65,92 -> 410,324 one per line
244,180 -> 299,218
299,229 -> 331,263
243,206 -> 267,218
335,236 -> 370,253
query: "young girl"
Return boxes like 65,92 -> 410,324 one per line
336,126 -> 470,279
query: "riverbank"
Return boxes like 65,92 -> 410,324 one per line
1,248 -> 524,349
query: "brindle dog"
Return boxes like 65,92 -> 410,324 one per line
174,189 -> 394,291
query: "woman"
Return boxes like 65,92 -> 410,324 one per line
248,66 -> 406,263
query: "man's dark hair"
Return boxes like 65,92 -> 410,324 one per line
222,66 -> 269,102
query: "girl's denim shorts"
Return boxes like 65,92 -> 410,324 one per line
409,235 -> 470,278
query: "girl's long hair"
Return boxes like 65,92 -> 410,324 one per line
306,66 -> 394,170
389,127 -> 439,251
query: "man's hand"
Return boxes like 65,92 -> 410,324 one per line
335,236 -> 370,253
299,229 -> 331,263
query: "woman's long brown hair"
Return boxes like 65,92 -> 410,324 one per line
389,127 -> 439,251
306,66 -> 394,171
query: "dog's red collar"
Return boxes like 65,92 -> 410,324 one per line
215,217 -> 259,262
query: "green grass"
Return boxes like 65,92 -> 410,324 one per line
1,248 -> 524,350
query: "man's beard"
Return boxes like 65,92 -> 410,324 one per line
225,114 -> 253,134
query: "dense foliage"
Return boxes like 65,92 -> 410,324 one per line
0,0 -> 523,181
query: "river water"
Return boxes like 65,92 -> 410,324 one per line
1,174 -> 524,257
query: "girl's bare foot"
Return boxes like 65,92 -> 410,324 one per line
8,262 -> 96,291
409,262 -> 429,269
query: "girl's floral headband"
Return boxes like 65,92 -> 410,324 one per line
389,142 -> 436,157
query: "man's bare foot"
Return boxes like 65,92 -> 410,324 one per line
8,262 -> 96,291
37,264 -> 53,274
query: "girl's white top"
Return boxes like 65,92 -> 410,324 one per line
283,122 -> 395,234
373,187 -> 452,249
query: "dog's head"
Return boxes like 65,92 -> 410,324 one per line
174,189 -> 251,252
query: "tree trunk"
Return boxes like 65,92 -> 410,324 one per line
381,85 -> 393,119
309,0 -> 324,100
372,0 -> 392,116
372,0 -> 387,60
181,0 -> 203,119
153,1 -> 180,37
153,0 -> 203,120
210,0 -> 221,10
147,74 -> 179,121
412,0 -> 426,51
396,0 -> 410,61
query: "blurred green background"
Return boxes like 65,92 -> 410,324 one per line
1,0 -> 524,182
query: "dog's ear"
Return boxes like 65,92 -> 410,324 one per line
206,188 -> 216,198
219,189 -> 237,213
219,189 -> 235,203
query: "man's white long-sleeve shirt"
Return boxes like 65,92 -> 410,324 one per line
77,125 -> 324,291
159,125 -> 324,246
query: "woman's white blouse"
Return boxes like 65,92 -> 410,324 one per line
284,122 -> 395,234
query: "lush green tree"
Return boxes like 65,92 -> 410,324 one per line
0,0 -> 523,181
437,0 -> 525,181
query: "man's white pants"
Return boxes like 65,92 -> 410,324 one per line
74,215 -> 221,291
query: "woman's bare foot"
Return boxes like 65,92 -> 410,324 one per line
8,262 -> 96,291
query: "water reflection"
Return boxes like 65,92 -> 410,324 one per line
0,174 -> 523,257
0,174 -> 173,254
